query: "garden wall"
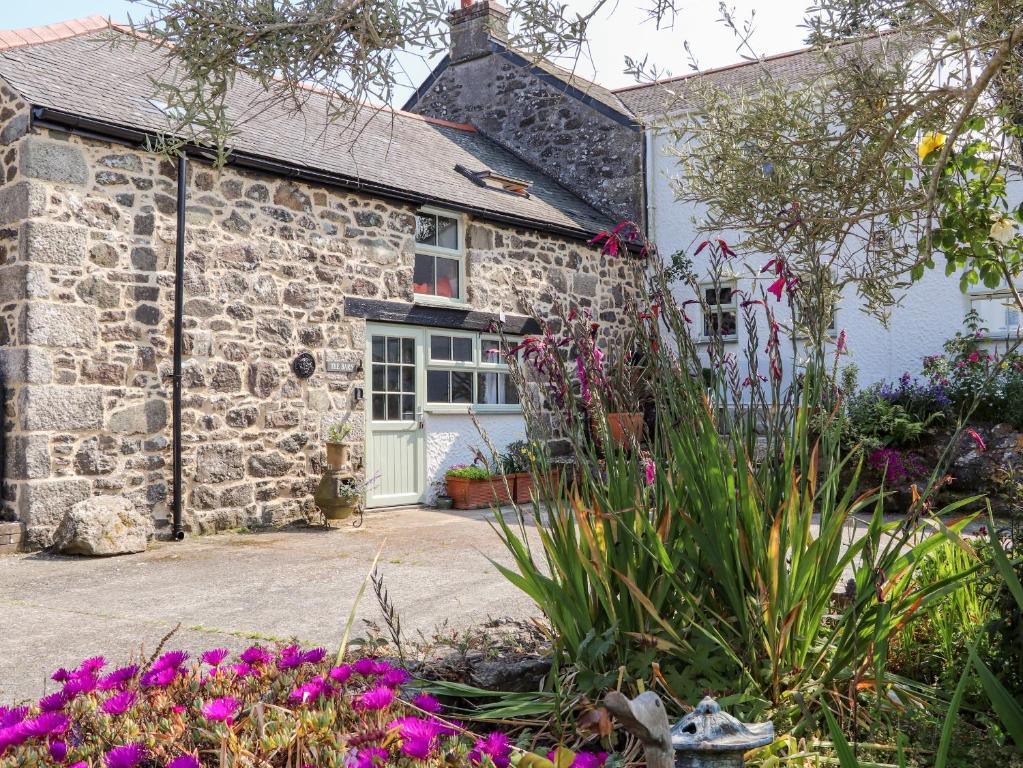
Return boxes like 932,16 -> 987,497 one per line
0,93 -> 643,549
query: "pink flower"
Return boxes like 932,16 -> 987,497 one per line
353,657 -> 383,676
967,429 -> 986,452
356,747 -> 389,768
21,712 -> 70,738
77,656 -> 107,676
301,647 -> 327,665
101,691 -> 137,716
329,665 -> 353,683
239,646 -> 273,666
391,717 -> 442,760
289,676 -> 334,705
201,696 -> 240,724
98,665 -> 138,691
767,275 -> 786,301
547,750 -> 607,768
152,651 -> 189,672
353,686 -> 395,711
38,692 -> 66,712
49,739 -> 68,762
642,458 -> 655,486
200,648 -> 230,666
469,732 -> 512,768
167,757 -> 201,768
104,744 -> 146,768
380,667 -> 411,687
412,693 -> 442,714
140,666 -> 177,688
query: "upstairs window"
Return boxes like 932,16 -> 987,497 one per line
414,210 -> 464,302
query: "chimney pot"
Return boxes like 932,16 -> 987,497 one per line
448,0 -> 509,63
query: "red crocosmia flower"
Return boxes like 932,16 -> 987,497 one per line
353,686 -> 395,711
201,696 -> 240,724
761,257 -> 784,275
695,240 -> 711,255
200,649 -> 230,667
718,240 -> 736,258
767,276 -> 786,302
836,330 -> 847,354
967,429 -> 986,452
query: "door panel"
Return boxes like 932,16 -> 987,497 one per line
365,327 -> 425,507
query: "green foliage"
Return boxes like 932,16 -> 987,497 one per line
500,440 -> 539,474
327,422 -> 353,444
444,465 -> 493,480
494,261 -> 973,726
845,391 -> 944,449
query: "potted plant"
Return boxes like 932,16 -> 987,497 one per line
444,464 -> 512,510
501,439 -> 560,504
326,421 -> 353,470
315,475 -> 363,523
431,479 -> 454,510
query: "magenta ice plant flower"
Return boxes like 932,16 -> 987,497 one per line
77,656 -> 107,676
469,732 -> 512,768
20,712 -> 70,738
100,691 -> 137,716
353,686 -> 395,711
38,692 -> 66,712
152,651 -> 189,672
98,665 -> 139,691
201,696 -> 240,724
104,744 -> 146,768
380,667 -> 411,687
355,747 -> 389,768
239,645 -> 273,666
200,648 -> 230,666
391,717 -> 442,760
140,666 -> 177,688
353,657 -> 381,676
328,664 -> 353,683
49,739 -> 68,762
167,756 -> 201,768
412,693 -> 442,714
289,676 -> 334,705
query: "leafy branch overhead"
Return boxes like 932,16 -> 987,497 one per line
119,0 -> 685,160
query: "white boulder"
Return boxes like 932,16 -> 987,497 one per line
52,496 -> 153,556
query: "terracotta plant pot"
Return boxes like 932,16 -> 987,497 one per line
514,469 -> 561,504
445,475 -> 513,510
326,442 -> 352,471
605,412 -> 644,445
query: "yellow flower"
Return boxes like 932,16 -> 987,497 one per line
917,131 -> 947,161
990,217 -> 1016,245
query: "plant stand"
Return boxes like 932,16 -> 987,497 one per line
314,467 -> 363,528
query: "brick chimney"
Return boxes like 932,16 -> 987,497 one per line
449,0 -> 509,63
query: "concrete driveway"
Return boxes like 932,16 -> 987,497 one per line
0,507 -> 540,704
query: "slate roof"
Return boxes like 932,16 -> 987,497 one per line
615,32 -> 908,118
0,18 -> 613,238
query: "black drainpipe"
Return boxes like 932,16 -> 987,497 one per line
171,152 -> 187,541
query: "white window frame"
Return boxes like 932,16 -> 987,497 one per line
968,288 -> 1022,340
413,206 -> 467,308
424,332 -> 522,414
699,281 -> 738,342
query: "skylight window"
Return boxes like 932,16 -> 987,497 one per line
454,165 -> 532,197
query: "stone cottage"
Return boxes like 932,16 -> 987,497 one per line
0,16 -> 644,549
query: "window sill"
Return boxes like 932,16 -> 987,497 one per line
697,335 -> 738,344
424,404 -> 522,415
414,295 -> 468,309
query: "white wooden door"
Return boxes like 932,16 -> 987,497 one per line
365,326 -> 426,507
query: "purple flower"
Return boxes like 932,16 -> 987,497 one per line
412,693 -> 442,714
289,676 -> 334,705
38,691 -> 67,712
51,669 -> 72,683
68,763 -> 88,768
201,696 -> 240,723
167,756 -> 201,768
49,739 -> 69,762
353,657 -> 380,676
239,645 -> 273,666
356,747 -> 389,768
77,656 -> 107,676
101,691 -> 137,716
104,744 -> 146,768
301,647 -> 327,665
0,724 -> 29,754
229,663 -> 257,678
353,686 -> 395,711
61,675 -> 98,699
140,666 -> 178,688
200,648 -> 230,666
380,667 -> 411,687
277,645 -> 304,670
391,717 -> 442,760
152,651 -> 189,672
469,732 -> 512,768
98,665 -> 139,691
572,752 -> 609,768
328,664 -> 352,683
21,712 -> 70,738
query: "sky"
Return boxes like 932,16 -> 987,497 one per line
3,0 -> 810,102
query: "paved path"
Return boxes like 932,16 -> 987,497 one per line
0,507 -> 539,704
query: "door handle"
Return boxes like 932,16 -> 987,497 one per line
416,407 -> 425,430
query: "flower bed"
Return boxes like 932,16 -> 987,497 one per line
0,646 -> 610,768
444,466 -> 512,510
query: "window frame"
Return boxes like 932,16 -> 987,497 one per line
698,281 -> 739,342
969,289 -> 1022,339
413,206 -> 467,307
424,333 -> 522,414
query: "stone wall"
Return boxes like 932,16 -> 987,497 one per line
410,52 -> 645,225
0,86 -> 643,548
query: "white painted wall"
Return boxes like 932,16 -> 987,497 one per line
424,412 -> 526,502
648,128 -> 1022,388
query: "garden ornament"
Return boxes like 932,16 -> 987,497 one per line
604,692 -> 773,768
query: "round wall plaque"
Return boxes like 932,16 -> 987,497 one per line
292,352 -> 316,379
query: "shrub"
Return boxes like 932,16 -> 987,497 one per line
866,447 -> 928,485
0,646 -> 610,768
500,440 -> 536,475
444,465 -> 492,481
845,376 -> 947,450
